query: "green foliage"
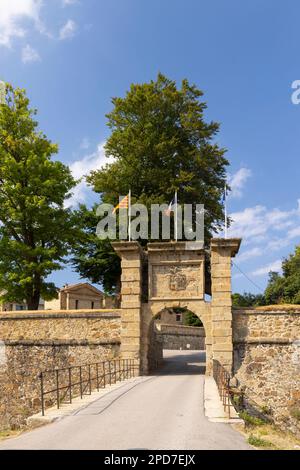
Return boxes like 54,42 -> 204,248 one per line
247,434 -> 274,448
264,246 -> 300,304
89,73 -> 228,236
71,204 -> 121,294
183,310 -> 203,327
232,292 -> 266,307
73,73 -> 229,292
0,84 -> 76,309
239,411 -> 267,427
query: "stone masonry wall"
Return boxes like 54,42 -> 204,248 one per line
233,308 -> 300,437
156,324 -> 205,350
0,310 -> 121,430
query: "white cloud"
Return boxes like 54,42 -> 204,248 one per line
287,226 -> 300,239
228,167 -> 252,198
228,202 -> 300,242
59,19 -> 77,40
227,199 -> 300,282
80,137 -> 90,150
66,142 -> 114,207
21,44 -> 40,63
0,0 -> 42,47
62,0 -> 78,5
252,259 -> 282,277
236,247 -> 263,263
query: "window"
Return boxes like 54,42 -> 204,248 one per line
75,300 -> 79,310
91,301 -> 94,309
16,305 -> 25,311
176,313 -> 182,322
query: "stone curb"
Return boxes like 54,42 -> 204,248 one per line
204,376 -> 244,425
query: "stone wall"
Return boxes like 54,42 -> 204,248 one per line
0,310 -> 121,430
233,307 -> 300,437
147,322 -> 163,371
156,324 -> 205,350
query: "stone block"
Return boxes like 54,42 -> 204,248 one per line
212,327 -> 232,337
211,297 -> 232,307
211,278 -> 231,292
121,271 -> 141,282
213,343 -> 233,352
121,259 -> 142,268
121,300 -> 141,309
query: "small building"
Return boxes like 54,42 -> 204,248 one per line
155,308 -> 187,325
0,291 -> 44,311
44,283 -> 105,310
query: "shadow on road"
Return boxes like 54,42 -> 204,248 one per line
153,350 -> 206,376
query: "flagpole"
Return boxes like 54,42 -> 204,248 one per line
128,189 -> 131,242
224,182 -> 227,239
175,191 -> 178,242
0,81 -> 5,104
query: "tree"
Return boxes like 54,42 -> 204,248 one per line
264,246 -> 300,304
232,292 -> 266,307
72,204 -> 121,294
183,310 -> 203,327
73,73 -> 229,292
0,84 -> 76,309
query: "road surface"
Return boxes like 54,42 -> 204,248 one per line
0,351 -> 250,450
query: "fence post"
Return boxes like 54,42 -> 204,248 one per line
56,370 -> 60,409
40,372 -> 45,416
109,361 -> 112,386
88,364 -> 92,395
96,363 -> 99,391
103,362 -> 106,388
79,366 -> 83,399
68,368 -> 72,404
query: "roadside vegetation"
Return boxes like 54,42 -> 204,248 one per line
232,244 -> 300,307
235,411 -> 300,450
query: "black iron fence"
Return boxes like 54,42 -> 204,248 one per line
212,359 -> 236,418
40,359 -> 136,416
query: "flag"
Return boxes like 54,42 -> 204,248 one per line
112,194 -> 129,214
164,196 -> 176,217
222,183 -> 227,204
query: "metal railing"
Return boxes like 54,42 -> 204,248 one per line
212,359 -> 235,418
40,359 -> 136,416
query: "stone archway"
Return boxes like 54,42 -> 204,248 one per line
113,238 -> 241,376
146,306 -> 207,373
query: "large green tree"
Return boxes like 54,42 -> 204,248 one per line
73,74 -> 229,292
0,84 -> 76,309
264,246 -> 300,304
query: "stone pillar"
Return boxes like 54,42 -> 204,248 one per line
112,242 -> 144,374
210,238 -> 241,374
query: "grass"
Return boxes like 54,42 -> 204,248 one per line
255,304 -> 300,312
0,429 -> 21,441
247,434 -> 274,448
239,411 -> 267,427
234,422 -> 300,450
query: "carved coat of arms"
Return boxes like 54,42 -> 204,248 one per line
169,267 -> 187,291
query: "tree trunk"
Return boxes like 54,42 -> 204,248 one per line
26,291 -> 40,310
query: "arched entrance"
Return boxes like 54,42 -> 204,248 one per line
112,238 -> 241,376
144,302 -> 211,374
146,307 -> 207,374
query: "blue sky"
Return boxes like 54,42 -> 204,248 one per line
1,0 -> 300,294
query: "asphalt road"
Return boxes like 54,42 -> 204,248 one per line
0,350 -> 250,450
